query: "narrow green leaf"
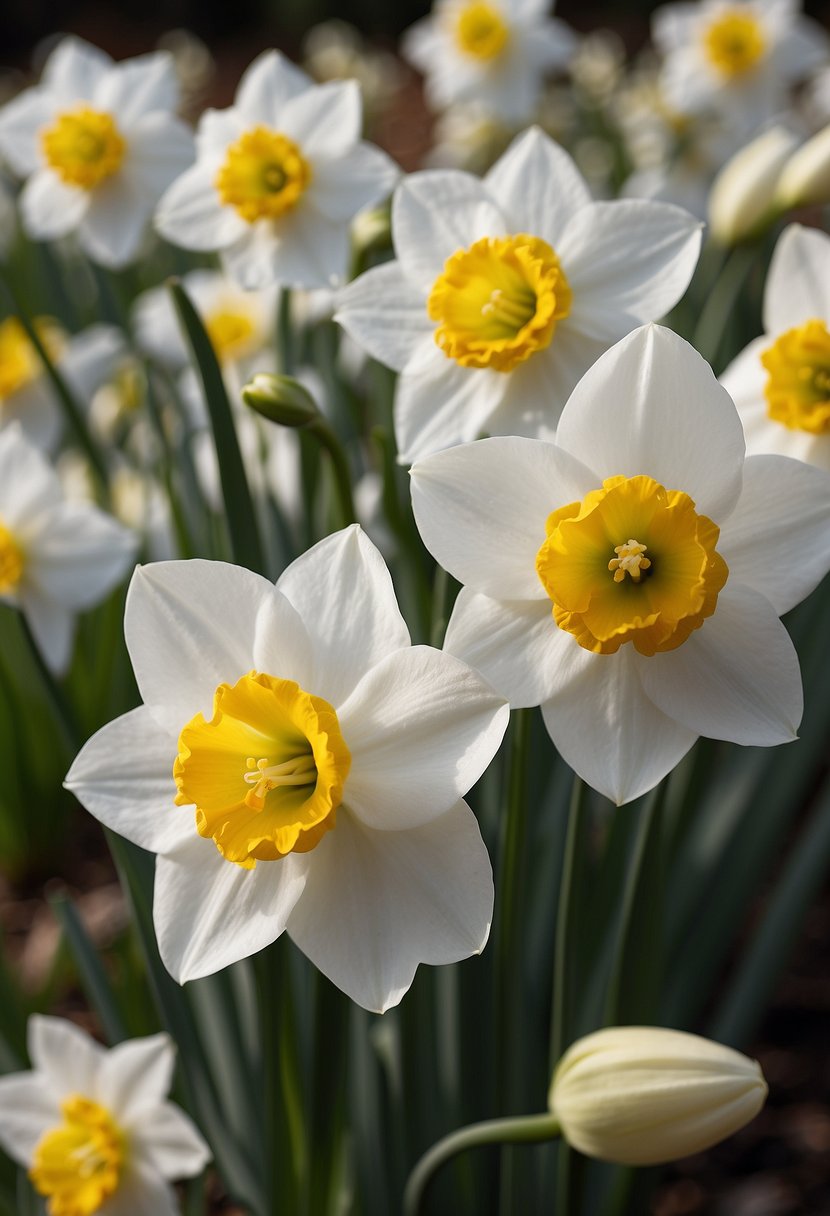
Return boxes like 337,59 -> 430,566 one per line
49,894 -> 127,1045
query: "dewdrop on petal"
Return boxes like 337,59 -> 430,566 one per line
708,126 -> 798,245
548,1026 -> 767,1166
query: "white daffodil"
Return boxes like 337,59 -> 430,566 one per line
0,37 -> 194,267
721,224 -> 830,471
155,50 -> 399,290
0,1016 -> 210,1216
402,0 -> 577,123
65,526 -> 508,1012
652,0 -> 828,134
410,324 -> 830,805
0,423 -> 137,672
0,319 -> 124,452
336,127 -> 702,464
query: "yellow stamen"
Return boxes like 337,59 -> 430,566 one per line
703,11 -> 766,78
536,474 -> 728,656
30,1095 -> 124,1216
215,128 -> 312,224
761,318 -> 830,434
0,316 -> 65,401
174,671 -> 351,867
41,107 -> 126,190
0,521 -> 24,595
204,308 -> 258,362
454,0 -> 510,60
427,234 -> 572,373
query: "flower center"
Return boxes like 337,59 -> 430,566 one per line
174,671 -> 351,868
41,107 -> 126,190
0,521 -> 24,595
761,318 -> 830,435
535,474 -> 728,656
427,234 -> 572,373
204,308 -> 258,362
215,128 -> 312,224
703,11 -> 766,78
0,316 -> 64,401
454,1 -> 510,59
30,1095 -> 124,1216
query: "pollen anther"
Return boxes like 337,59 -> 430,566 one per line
608,539 -> 652,583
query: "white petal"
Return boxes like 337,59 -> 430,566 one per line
0,1072 -> 59,1164
95,53 -> 180,127
638,584 -> 802,745
719,335 -> 768,415
286,802 -> 493,1013
98,1035 -> 174,1121
557,325 -> 746,521
741,398 -> 830,468
129,1102 -> 211,1179
0,424 -> 62,525
79,174 -> 151,267
337,645 -> 508,830
60,324 -> 125,397
541,646 -> 698,805
275,525 -> 410,708
64,706 -> 191,855
335,261 -> 431,372
195,107 -> 246,160
309,141 -> 399,222
153,835 -> 308,982
394,353 -> 508,463
410,435 -> 595,599
444,589 -> 594,707
155,163 -> 248,251
19,170 -> 88,239
122,115 -> 195,205
102,1160 -> 180,1216
234,50 -> 313,126
0,88 -> 55,176
124,560 -> 305,733
718,455 -> 830,615
281,79 -> 361,158
28,1015 -> 104,1099
483,126 -> 591,246
560,200 -> 702,340
42,37 -> 112,102
392,171 -> 507,291
20,592 -> 75,675
763,223 -> 830,334
222,206 -> 350,291
25,502 -> 136,609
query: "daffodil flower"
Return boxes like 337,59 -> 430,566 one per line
0,37 -> 195,267
402,0 -> 577,123
721,223 -> 830,471
0,424 -> 137,673
65,527 -> 509,1011
154,50 -> 399,290
653,0 -> 828,134
410,324 -> 830,805
336,127 -> 702,464
0,1016 -> 210,1216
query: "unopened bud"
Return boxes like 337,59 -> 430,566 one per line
549,1026 -> 767,1166
776,124 -> 830,209
242,373 -> 320,428
708,126 -> 798,245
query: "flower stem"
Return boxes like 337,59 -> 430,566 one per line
305,415 -> 357,527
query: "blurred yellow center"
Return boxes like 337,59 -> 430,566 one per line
536,474 -> 728,656
30,1095 -> 124,1216
0,316 -> 64,401
761,318 -> 830,434
42,107 -> 126,190
454,1 -> 510,59
174,671 -> 351,868
204,308 -> 258,362
216,128 -> 312,223
427,234 -> 572,372
0,521 -> 24,594
703,11 -> 766,77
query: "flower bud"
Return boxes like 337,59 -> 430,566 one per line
548,1026 -> 767,1166
776,124 -> 830,209
708,126 -> 798,245
242,373 -> 320,428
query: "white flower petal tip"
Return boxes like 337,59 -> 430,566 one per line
69,527 -> 506,1000
408,324 -> 829,803
0,1015 -> 209,1212
550,1026 -> 767,1166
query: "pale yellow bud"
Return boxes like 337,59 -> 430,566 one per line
548,1026 -> 767,1166
708,126 -> 798,245
776,124 -> 830,209
241,373 -> 320,428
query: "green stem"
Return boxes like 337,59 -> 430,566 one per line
550,776 -> 588,1065
306,416 -> 356,527
691,243 -> 758,369
306,976 -> 350,1216
276,287 -> 294,376
17,611 -> 79,752
404,1113 -> 561,1216
254,944 -> 303,1215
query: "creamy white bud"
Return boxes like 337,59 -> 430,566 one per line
776,124 -> 830,208
549,1026 -> 767,1166
708,126 -> 798,245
